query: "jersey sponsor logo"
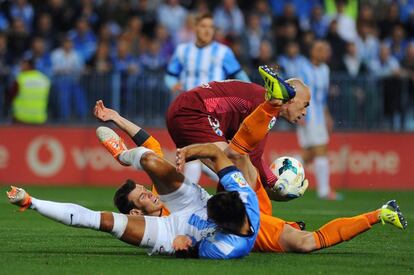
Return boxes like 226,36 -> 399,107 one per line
268,116 -> 277,130
200,83 -> 212,89
231,172 -> 248,188
207,115 -> 223,136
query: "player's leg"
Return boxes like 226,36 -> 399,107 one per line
97,126 -> 183,194
278,200 -> 407,253
6,186 -> 149,247
311,144 -> 334,199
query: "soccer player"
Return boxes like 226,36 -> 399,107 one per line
92,71 -> 407,254
164,12 -> 250,184
166,66 -> 310,200
297,40 -> 338,200
7,141 -> 260,259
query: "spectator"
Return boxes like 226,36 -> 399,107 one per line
241,13 -> 269,60
338,42 -> 368,77
24,37 -> 52,77
157,0 -> 188,44
357,4 -> 376,28
401,43 -> 414,114
51,37 -> 87,120
300,30 -> 316,57
43,0 -> 76,32
9,0 -> 34,32
384,24 -> 409,62
0,33 -> 12,117
327,0 -> 357,42
369,43 -> 401,78
86,42 -> 113,74
378,2 -> 401,39
129,0 -> 157,37
33,13 -> 57,52
0,33 -> 12,77
75,0 -> 99,29
139,39 -> 167,73
251,40 -> 276,72
176,14 -> 196,44
275,22 -> 300,56
112,39 -> 140,114
325,19 -> 346,70
301,4 -> 330,38
97,23 -> 119,53
7,18 -> 31,63
278,41 -> 307,78
122,16 -> 143,56
68,17 -> 97,62
253,0 -> 273,33
369,43 -> 403,130
274,2 -> 301,35
154,24 -> 175,61
355,23 -> 380,65
213,0 -> 245,37
0,11 -> 9,31
8,57 -> 50,124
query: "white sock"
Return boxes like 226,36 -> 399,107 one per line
119,147 -> 153,170
314,156 -> 330,198
30,197 -> 101,230
184,160 -> 202,183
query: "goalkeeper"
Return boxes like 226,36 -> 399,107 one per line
166,65 -> 310,203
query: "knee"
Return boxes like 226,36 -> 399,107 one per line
140,151 -> 161,170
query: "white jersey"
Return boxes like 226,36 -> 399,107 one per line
298,59 -> 330,126
144,167 -> 260,259
297,59 -> 330,148
166,41 -> 243,91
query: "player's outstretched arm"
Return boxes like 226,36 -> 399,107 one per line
176,143 -> 234,174
93,100 -> 142,137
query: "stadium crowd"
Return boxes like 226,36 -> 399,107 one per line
1,0 -> 414,129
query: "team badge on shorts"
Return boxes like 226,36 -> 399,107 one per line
268,116 -> 277,130
208,115 -> 223,136
231,172 -> 248,188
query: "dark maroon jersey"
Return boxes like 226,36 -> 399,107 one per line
166,80 -> 277,186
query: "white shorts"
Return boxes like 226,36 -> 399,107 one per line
297,123 -> 329,148
142,178 -> 212,255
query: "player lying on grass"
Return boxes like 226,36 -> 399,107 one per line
166,65 -> 311,201
7,142 -> 260,259
92,70 -> 407,254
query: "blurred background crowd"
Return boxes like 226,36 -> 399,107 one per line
0,0 -> 413,131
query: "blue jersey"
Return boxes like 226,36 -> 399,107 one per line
166,41 -> 242,91
298,59 -> 330,125
196,166 -> 260,259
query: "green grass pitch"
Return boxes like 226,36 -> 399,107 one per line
0,186 -> 413,275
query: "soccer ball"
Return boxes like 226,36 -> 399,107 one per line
270,156 -> 305,183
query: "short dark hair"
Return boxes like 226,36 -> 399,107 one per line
113,179 -> 136,214
207,191 -> 246,233
195,12 -> 213,24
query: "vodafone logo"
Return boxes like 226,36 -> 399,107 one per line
26,136 -> 65,177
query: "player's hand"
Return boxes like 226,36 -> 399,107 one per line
173,235 -> 192,251
272,171 -> 309,200
172,83 -> 184,94
93,100 -> 119,122
176,148 -> 187,173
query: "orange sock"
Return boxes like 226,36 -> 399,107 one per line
142,136 -> 164,157
230,101 -> 280,154
313,210 -> 380,249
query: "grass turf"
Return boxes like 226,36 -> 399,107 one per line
0,186 -> 413,275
